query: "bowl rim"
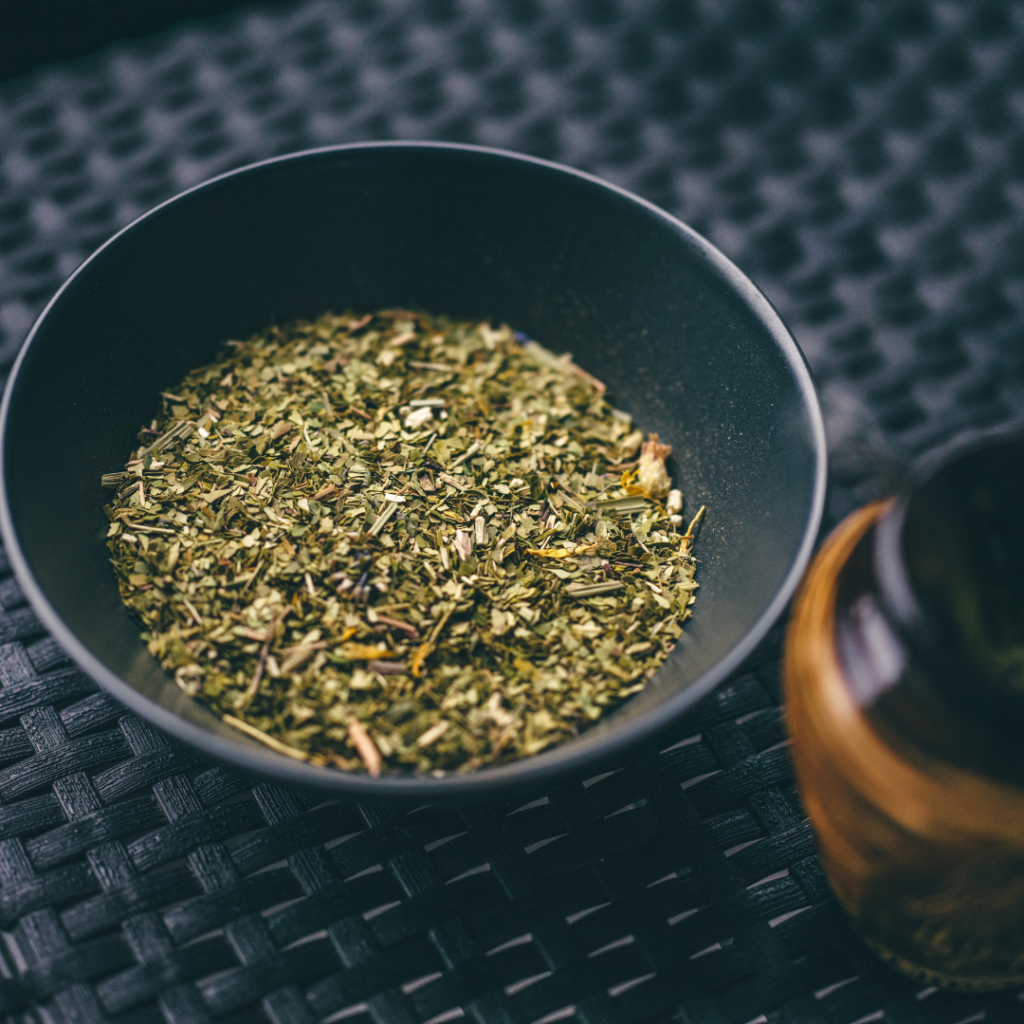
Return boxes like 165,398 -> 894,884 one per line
0,140 -> 827,798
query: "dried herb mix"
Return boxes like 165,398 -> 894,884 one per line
103,310 -> 703,775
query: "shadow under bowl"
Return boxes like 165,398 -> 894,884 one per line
0,142 -> 826,800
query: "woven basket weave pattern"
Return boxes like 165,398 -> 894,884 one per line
0,1 -> 1023,1021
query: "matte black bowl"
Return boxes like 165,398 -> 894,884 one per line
0,142 -> 825,799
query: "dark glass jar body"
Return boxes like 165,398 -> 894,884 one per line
786,434 -> 1024,991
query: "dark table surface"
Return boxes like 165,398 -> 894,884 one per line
1,2 -> 1023,1022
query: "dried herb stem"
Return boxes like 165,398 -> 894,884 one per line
104,309 -> 703,774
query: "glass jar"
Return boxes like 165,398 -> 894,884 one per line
785,431 -> 1024,991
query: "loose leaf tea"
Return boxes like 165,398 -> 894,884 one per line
103,311 -> 703,775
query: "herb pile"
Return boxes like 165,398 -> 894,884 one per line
103,310 -> 703,775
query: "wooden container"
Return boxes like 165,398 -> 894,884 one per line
785,442 -> 1024,990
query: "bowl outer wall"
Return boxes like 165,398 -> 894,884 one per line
0,142 -> 826,800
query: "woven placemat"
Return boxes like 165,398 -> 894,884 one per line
1,2 -> 1023,1022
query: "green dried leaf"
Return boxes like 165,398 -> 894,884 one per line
102,309 -> 704,776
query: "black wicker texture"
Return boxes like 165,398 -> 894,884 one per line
0,1 -> 1023,1022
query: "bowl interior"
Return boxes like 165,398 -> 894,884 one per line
1,144 -> 824,797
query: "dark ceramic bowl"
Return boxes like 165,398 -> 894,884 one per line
0,142 -> 825,799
